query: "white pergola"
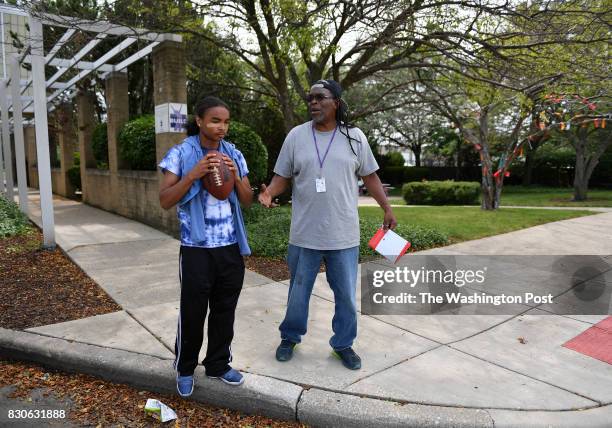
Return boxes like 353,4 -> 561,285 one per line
0,4 -> 181,248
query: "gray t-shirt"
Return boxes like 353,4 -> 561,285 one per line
274,121 -> 378,250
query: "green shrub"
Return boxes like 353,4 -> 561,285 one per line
0,196 -> 31,237
403,181 -> 480,205
402,182 -> 429,204
375,151 -> 405,170
244,205 -> 449,259
68,151 -> 81,191
119,115 -> 156,170
92,123 -> 109,168
245,206 -> 292,258
387,152 -> 405,167
226,121 -> 268,185
242,203 -> 272,224
359,217 -> 448,256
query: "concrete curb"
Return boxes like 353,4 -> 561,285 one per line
1,328 -> 610,427
488,407 -> 612,428
0,328 -> 301,421
298,389 -> 494,427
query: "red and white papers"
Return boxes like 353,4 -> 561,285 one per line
368,228 -> 411,263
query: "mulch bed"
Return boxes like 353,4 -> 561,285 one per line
244,256 -> 290,282
0,229 -> 121,330
0,359 -> 304,427
245,256 -> 328,282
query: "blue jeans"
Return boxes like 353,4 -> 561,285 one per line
279,244 -> 359,350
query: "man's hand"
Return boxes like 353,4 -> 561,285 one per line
258,184 -> 278,208
383,208 -> 397,230
186,153 -> 220,181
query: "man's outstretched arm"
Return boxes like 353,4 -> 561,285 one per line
258,175 -> 291,208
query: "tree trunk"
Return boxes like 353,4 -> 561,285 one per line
279,92 -> 297,134
481,172 -> 500,210
455,139 -> 462,180
413,146 -> 421,167
573,177 -> 588,201
572,129 -> 589,201
494,179 -> 504,208
522,149 -> 535,186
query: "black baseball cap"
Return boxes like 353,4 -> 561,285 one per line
311,79 -> 343,99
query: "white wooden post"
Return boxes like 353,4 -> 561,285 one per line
0,80 -> 15,201
29,13 -> 56,248
0,103 -> 4,196
10,56 -> 29,215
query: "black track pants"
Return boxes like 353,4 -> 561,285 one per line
173,243 -> 245,377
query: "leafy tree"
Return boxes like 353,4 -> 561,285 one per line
366,99 -> 437,167
33,0 -> 605,133
423,124 -> 479,173
539,94 -> 611,200
514,0 -> 611,198
91,122 -> 109,169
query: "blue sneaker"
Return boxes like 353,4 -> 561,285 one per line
332,347 -> 362,370
208,368 -> 244,386
176,374 -> 194,397
276,339 -> 297,362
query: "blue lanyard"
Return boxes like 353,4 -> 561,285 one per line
312,125 -> 338,169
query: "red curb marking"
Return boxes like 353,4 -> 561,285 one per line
562,316 -> 612,365
595,316 -> 612,333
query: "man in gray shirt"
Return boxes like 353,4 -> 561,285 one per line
258,79 -> 397,370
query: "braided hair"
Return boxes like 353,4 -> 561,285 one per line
335,97 -> 360,157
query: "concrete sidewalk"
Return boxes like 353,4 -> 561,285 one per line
2,191 -> 611,427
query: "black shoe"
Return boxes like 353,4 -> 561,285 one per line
276,339 -> 297,362
333,347 -> 362,370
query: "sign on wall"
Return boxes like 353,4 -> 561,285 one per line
155,103 -> 188,134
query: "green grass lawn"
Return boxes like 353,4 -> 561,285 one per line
500,186 -> 612,207
359,206 -> 595,244
386,185 -> 612,207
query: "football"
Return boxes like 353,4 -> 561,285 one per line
201,150 -> 235,200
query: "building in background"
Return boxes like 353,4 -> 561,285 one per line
1,4 -> 29,84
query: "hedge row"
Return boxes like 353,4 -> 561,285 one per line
402,181 -> 480,205
379,166 -> 482,186
244,205 -> 448,259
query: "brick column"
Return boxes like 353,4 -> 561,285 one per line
24,125 -> 39,189
152,41 -> 187,162
76,90 -> 97,201
152,41 -> 186,235
56,103 -> 77,197
105,71 -> 129,172
105,71 -> 129,211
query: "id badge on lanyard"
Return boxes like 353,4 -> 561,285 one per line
315,177 -> 326,193
312,125 -> 337,194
